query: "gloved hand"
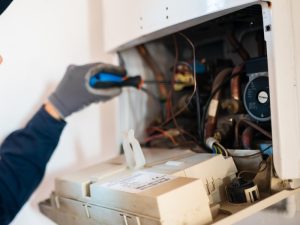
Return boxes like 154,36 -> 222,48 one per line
48,63 -> 125,118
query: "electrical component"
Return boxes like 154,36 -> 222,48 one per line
40,149 -> 238,225
243,74 -> 270,122
173,62 -> 195,91
205,137 -> 219,150
226,178 -> 260,203
205,137 -> 229,156
243,58 -> 270,122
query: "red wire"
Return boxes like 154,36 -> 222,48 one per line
145,127 -> 178,145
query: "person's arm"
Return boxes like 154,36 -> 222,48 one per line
0,63 -> 124,224
0,104 -> 65,224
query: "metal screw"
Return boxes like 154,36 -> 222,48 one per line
265,25 -> 271,32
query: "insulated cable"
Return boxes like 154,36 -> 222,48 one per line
200,72 -> 243,145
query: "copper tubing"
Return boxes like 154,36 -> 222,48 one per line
220,64 -> 245,114
205,68 -> 233,139
235,118 -> 272,147
242,119 -> 272,139
242,127 -> 254,149
136,45 -> 168,100
231,75 -> 241,100
211,68 -> 233,97
227,32 -> 250,61
231,64 -> 244,101
205,117 -> 218,140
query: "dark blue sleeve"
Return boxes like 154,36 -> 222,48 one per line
0,107 -> 66,225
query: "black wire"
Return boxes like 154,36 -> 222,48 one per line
140,87 -> 163,103
143,80 -> 188,85
117,52 -> 126,68
200,72 -> 243,145
261,144 -> 273,153
231,144 -> 273,158
144,80 -> 172,84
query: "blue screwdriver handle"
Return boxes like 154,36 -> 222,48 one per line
89,72 -> 143,89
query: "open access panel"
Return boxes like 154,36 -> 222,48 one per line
40,1 -> 300,224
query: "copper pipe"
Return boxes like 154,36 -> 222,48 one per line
205,68 -> 233,139
222,64 -> 244,114
205,117 -> 217,140
220,64 -> 245,114
235,118 -> 272,147
242,119 -> 272,139
136,45 -> 168,100
242,127 -> 254,149
212,68 -> 233,97
227,32 -> 250,61
231,75 -> 241,100
231,64 -> 244,101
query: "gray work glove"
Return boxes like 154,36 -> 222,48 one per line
48,63 -> 125,118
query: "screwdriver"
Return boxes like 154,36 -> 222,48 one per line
89,72 -> 184,89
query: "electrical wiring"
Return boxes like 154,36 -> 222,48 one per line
212,142 -> 229,156
234,119 -> 272,147
167,33 -> 201,146
144,134 -> 166,143
140,87 -> 162,103
210,139 -> 272,159
200,72 -> 242,145
118,52 -> 167,122
237,159 -> 268,178
159,34 -> 198,126
231,144 -> 272,159
118,9 -> 272,159
145,33 -> 199,147
217,146 -> 223,154
212,145 -> 217,154
176,33 -> 201,139
149,33 -> 201,148
144,80 -> 187,84
166,97 -> 172,120
127,81 -> 192,108
177,33 -> 198,97
161,40 -> 176,121
119,52 -> 170,124
149,127 -> 178,145
206,137 -> 229,156
216,142 -> 229,157
136,45 -> 169,100
165,35 -> 179,122
214,145 -> 221,154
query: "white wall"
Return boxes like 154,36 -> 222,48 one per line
0,0 -> 119,224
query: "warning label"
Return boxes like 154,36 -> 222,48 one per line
101,171 -> 175,193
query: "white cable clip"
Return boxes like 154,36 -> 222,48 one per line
122,129 -> 146,170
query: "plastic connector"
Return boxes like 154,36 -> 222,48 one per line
122,129 -> 146,170
205,137 -> 218,150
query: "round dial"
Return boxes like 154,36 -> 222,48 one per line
243,75 -> 271,122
